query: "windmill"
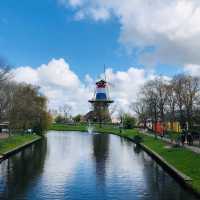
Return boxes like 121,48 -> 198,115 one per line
88,66 -> 114,124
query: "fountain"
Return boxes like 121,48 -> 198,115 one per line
87,121 -> 94,134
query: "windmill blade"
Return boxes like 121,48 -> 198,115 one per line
103,66 -> 115,88
107,81 -> 115,88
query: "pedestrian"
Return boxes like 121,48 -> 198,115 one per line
119,123 -> 123,134
181,132 -> 185,146
187,132 -> 193,146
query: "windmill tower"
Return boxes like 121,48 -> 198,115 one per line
88,75 -> 114,123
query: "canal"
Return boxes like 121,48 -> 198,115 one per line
0,131 -> 198,200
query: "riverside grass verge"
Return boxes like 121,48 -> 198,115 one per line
50,123 -> 200,194
0,134 -> 41,155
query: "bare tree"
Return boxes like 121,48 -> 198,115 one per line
59,104 -> 72,120
131,99 -> 147,128
172,75 -> 186,128
165,83 -> 177,129
154,77 -> 168,123
141,80 -> 159,125
181,75 -> 200,129
135,73 -> 200,139
117,107 -> 125,124
0,58 -> 12,122
0,57 -> 11,85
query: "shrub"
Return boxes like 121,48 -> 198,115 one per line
133,135 -> 143,144
123,114 -> 136,129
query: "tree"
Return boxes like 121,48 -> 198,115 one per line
123,114 -> 136,129
0,63 -> 12,122
131,100 -> 148,128
59,104 -> 72,120
0,82 -> 11,122
8,83 -> 51,135
135,74 -> 200,133
165,83 -> 177,129
73,114 -> 82,123
141,80 -> 159,126
55,115 -> 65,123
172,75 -> 200,129
0,57 -> 11,85
172,75 -> 186,128
181,75 -> 200,128
154,77 -> 168,123
117,107 -> 125,125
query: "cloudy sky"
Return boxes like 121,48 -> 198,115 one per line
1,0 -> 200,115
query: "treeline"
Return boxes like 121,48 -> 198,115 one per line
133,74 -> 200,131
0,61 -> 52,135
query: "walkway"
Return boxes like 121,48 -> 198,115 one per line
139,129 -> 200,154
0,133 -> 9,139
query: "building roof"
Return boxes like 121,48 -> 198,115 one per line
88,99 -> 114,103
0,122 -> 9,126
96,79 -> 106,84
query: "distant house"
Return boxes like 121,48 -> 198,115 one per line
0,122 -> 9,133
83,111 -> 95,122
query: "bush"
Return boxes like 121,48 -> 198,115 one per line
133,135 -> 143,144
55,115 -> 65,124
73,114 -> 82,123
123,114 -> 136,129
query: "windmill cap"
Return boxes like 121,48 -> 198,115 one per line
96,79 -> 107,85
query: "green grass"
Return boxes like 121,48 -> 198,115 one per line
50,123 -> 200,193
50,123 -> 87,132
143,136 -> 200,192
0,134 -> 41,154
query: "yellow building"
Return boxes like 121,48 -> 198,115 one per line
166,122 -> 181,133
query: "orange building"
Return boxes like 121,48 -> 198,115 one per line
153,122 -> 165,135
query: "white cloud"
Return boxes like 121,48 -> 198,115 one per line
61,0 -> 200,66
12,58 -> 90,115
58,0 -> 83,7
184,64 -> 200,77
104,68 -> 148,110
12,58 -> 153,115
13,66 -> 39,84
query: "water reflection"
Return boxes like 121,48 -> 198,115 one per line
0,139 -> 47,200
0,131 -> 198,200
92,134 -> 109,187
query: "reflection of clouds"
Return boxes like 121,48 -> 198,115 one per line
40,131 -> 93,197
106,136 -> 148,194
0,132 -> 197,200
0,161 -> 7,193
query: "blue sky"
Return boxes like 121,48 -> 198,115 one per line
0,0 -> 127,78
1,0 -> 200,114
0,0 -> 184,79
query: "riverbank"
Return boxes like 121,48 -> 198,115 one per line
50,123 -> 200,196
0,134 -> 41,160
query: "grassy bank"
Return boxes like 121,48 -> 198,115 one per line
143,136 -> 200,192
0,134 -> 41,155
50,123 -> 200,194
50,123 -> 87,132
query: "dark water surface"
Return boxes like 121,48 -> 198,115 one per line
0,131 -> 198,200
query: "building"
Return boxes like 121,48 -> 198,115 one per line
0,122 -> 9,134
88,79 -> 114,123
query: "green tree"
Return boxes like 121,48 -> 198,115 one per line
73,114 -> 82,123
123,114 -> 136,129
8,83 -> 51,135
55,115 -> 65,123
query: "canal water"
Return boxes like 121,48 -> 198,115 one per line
0,131 -> 198,200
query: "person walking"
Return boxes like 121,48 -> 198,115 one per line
181,131 -> 186,146
187,132 -> 193,146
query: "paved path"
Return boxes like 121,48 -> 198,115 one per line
139,129 -> 200,154
0,133 -> 9,139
